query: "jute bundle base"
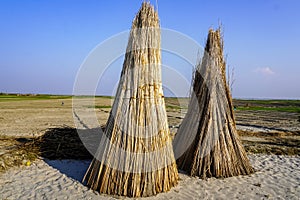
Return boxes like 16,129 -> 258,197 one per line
174,28 -> 254,179
83,2 -> 178,197
84,160 -> 178,197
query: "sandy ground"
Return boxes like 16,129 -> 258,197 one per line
0,154 -> 299,199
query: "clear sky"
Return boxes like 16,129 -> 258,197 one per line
0,0 -> 299,99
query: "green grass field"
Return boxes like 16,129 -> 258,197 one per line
233,99 -> 300,113
1,93 -> 299,113
235,106 -> 300,113
0,94 -> 72,102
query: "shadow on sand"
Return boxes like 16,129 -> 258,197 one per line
36,127 -> 104,182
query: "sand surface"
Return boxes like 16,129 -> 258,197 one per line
1,154 -> 299,199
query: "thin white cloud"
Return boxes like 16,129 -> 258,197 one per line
255,67 -> 275,75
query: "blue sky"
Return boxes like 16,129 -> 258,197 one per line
0,0 -> 299,99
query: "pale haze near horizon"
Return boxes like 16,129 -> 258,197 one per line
0,0 -> 299,99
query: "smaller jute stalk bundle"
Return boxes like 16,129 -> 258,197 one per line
83,2 -> 178,197
173,28 -> 254,178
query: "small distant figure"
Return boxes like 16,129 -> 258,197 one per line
61,101 -> 64,106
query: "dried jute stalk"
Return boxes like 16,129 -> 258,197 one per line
83,2 -> 178,197
174,28 -> 254,179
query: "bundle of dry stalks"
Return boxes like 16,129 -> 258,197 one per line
173,28 -> 254,178
83,2 -> 178,197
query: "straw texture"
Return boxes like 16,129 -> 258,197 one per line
174,28 -> 254,178
83,2 -> 178,197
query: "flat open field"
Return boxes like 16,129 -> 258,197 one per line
0,94 -> 299,199
0,95 -> 299,156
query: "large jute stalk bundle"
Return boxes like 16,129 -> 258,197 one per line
83,2 -> 178,197
173,28 -> 254,178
